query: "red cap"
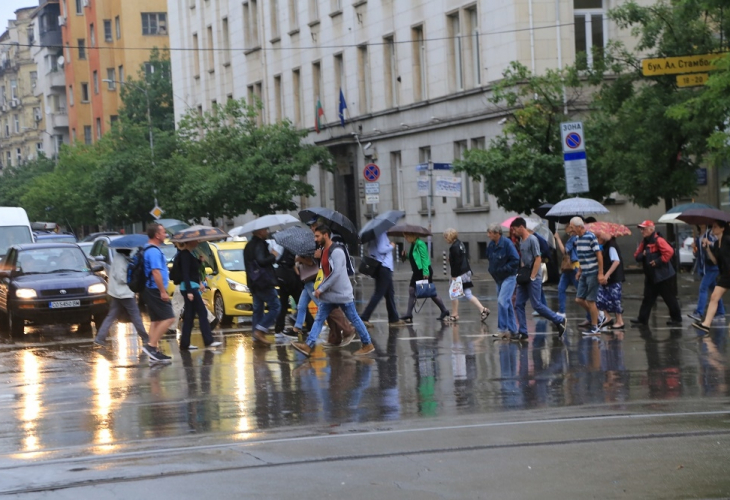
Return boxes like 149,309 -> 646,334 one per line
637,220 -> 654,228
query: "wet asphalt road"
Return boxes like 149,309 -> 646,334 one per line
1,271 -> 730,498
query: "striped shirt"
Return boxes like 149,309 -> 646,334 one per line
576,231 -> 600,276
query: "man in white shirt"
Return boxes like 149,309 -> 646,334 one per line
359,231 -> 406,327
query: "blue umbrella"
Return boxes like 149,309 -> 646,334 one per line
665,202 -> 715,214
109,234 -> 148,249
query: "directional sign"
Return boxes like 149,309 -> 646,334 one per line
642,53 -> 722,77
364,182 -> 380,194
363,163 -> 380,182
433,162 -> 453,170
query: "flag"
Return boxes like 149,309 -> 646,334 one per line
315,97 -> 324,133
338,88 -> 347,127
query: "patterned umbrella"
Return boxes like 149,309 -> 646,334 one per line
546,197 -> 609,217
272,226 -> 316,256
170,225 -> 228,243
387,224 -> 431,237
585,221 -> 632,238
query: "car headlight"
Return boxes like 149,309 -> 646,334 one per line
15,288 -> 37,299
226,278 -> 250,293
88,283 -> 107,295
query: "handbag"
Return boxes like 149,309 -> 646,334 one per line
449,276 -> 465,300
358,256 -> 382,277
415,279 -> 437,298
516,266 -> 532,285
247,260 -> 275,288
298,262 -> 319,282
560,254 -> 573,272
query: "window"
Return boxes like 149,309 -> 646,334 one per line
115,16 -> 121,39
412,26 -> 426,101
84,125 -> 92,144
141,13 -> 167,35
192,34 -> 200,77
77,39 -> 86,59
96,118 -> 102,139
6,151 -> 11,167
467,7 -> 481,86
357,45 -> 370,114
81,82 -> 89,102
103,20 -> 112,42
456,137 -> 487,208
222,18 -> 231,65
75,0 -> 82,15
30,71 -> 38,89
383,36 -> 398,108
71,128 -> 76,143
118,65 -> 124,83
312,61 -> 322,102
4,119 -> 9,137
206,26 -> 214,71
331,0 -> 342,13
68,85 -> 74,106
106,68 -> 116,89
17,148 -> 22,163
14,114 -> 20,133
89,23 -> 95,47
390,151 -> 401,210
292,68 -> 302,126
243,1 -> 260,47
10,79 -> 17,99
93,71 -> 98,94
33,107 -> 42,122
288,0 -> 298,32
448,12 -> 464,91
46,54 -> 59,72
144,62 -> 155,77
55,134 -> 64,153
419,146 -> 431,211
334,53 -> 344,96
110,115 -> 118,126
274,74 -> 283,121
270,0 -> 280,39
36,143 -> 43,153
574,0 -> 605,68
309,0 -> 319,23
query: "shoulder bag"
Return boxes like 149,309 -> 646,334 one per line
516,266 -> 532,285
358,256 -> 382,277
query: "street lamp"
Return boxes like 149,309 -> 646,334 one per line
102,78 -> 154,162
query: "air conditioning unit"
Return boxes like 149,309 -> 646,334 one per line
58,16 -> 66,26
10,99 -> 18,108
82,0 -> 89,7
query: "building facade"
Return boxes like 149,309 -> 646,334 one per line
0,7 -> 44,170
60,0 -> 169,145
169,0 -> 668,260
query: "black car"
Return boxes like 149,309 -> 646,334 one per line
0,243 -> 109,337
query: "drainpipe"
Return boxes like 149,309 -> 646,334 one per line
529,0 -> 536,74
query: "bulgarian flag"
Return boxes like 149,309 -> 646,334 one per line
315,97 -> 324,133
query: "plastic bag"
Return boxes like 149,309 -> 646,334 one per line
449,276 -> 465,300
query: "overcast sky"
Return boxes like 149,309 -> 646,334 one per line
1,1 -> 37,35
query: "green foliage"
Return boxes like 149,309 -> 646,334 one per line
0,155 -> 55,208
118,48 -> 175,132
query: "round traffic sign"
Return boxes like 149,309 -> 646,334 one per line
565,132 -> 582,149
363,163 -> 380,182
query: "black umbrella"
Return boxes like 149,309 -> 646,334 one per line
359,210 -> 405,243
298,207 -> 358,245
273,226 -> 316,256
676,208 -> 730,226
534,202 -> 576,224
387,224 -> 432,237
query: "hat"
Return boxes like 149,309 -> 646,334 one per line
637,220 -> 655,228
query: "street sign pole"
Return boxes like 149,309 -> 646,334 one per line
427,159 -> 433,255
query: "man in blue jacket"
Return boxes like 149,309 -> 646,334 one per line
486,223 -> 520,337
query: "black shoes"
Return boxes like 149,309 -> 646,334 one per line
666,319 -> 683,327
437,310 -> 450,321
629,318 -> 647,326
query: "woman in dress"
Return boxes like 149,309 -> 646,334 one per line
695,220 -> 730,333
443,228 -> 489,322
400,233 -> 449,323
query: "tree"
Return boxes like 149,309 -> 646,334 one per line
584,0 -> 729,209
0,155 -> 55,208
172,99 -> 334,221
453,62 -> 614,215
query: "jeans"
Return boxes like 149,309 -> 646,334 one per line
305,301 -> 372,348
696,267 -> 726,316
251,287 -> 281,333
181,289 -> 215,349
95,296 -> 149,344
295,281 -> 319,329
557,269 -> 577,313
360,266 -> 400,322
515,278 -> 563,334
496,276 -> 518,333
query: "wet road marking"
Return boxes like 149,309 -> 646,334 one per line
400,337 -> 436,340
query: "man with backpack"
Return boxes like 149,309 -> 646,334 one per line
289,225 -> 375,357
142,223 -> 175,363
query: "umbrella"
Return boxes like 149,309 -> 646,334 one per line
387,224 -> 431,237
658,202 -> 716,225
170,225 -> 228,243
229,214 -> 299,237
533,202 -> 576,224
586,221 -> 632,238
298,207 -> 358,245
546,197 -> 609,217
501,217 -> 553,245
676,208 -> 730,226
359,210 -> 405,243
109,234 -> 148,249
501,216 -> 543,231
657,212 -> 684,225
273,226 -> 316,256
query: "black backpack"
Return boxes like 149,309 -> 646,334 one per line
170,251 -> 183,285
127,246 -> 148,293
534,233 -> 551,262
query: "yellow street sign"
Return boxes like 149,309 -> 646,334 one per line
642,53 -> 722,76
676,73 -> 709,88
150,206 -> 164,219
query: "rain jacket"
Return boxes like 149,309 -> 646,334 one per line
408,238 -> 430,274
634,231 -> 675,283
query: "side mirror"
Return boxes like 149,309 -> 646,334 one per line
91,263 -> 104,273
94,255 -> 106,263
205,266 -> 215,275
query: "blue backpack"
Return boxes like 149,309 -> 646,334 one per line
126,246 -> 147,293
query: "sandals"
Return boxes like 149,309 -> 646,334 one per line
480,308 -> 490,323
400,316 -> 413,324
447,315 -> 459,322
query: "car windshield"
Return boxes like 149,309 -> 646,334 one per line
78,242 -> 94,256
0,226 -> 34,258
16,247 -> 89,274
160,244 -> 178,263
218,249 -> 245,271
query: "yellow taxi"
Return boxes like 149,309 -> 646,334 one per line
200,241 -> 253,325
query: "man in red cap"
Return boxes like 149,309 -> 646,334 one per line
631,220 -> 682,326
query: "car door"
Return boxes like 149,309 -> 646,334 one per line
0,248 -> 18,312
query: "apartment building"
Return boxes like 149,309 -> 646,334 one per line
169,0 -> 668,259
0,7 -> 44,170
30,0 -> 69,158
60,0 -> 169,145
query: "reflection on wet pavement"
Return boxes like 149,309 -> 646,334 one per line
0,278 -> 728,458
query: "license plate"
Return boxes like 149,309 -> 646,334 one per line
49,300 -> 81,309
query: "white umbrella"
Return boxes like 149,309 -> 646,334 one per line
229,214 -> 299,237
657,212 -> 685,225
546,197 -> 609,217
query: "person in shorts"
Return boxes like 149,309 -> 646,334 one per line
143,222 -> 175,363
571,217 -> 604,335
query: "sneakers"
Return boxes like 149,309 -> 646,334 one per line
687,312 -> 702,322
148,348 -> 172,364
532,311 -> 540,317
142,344 -> 156,358
510,333 -> 528,341
557,318 -> 567,338
353,343 -> 375,356
556,312 -> 566,318
582,325 -> 601,336
389,320 -> 407,327
93,339 -> 106,348
207,341 -> 222,348
400,316 -> 413,324
276,329 -> 300,339
340,331 -> 356,347
600,317 -> 614,329
361,319 -> 374,328
182,345 -> 199,351
252,330 -> 272,346
290,341 -> 312,357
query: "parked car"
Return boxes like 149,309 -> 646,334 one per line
81,231 -> 120,242
0,243 -> 108,337
78,242 -> 94,257
200,241 -> 253,325
34,233 -> 78,244
679,236 -> 696,269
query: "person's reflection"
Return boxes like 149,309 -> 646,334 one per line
180,350 -> 216,432
327,350 -> 356,421
348,358 -> 374,422
499,341 -> 523,409
642,328 -> 683,400
408,325 -> 439,416
599,333 -> 628,403
252,348 -> 282,428
698,331 -> 728,396
376,327 -> 401,421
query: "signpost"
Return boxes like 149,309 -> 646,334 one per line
363,163 -> 380,211
560,121 -> 589,194
414,161 -> 456,253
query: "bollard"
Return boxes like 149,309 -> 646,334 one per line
442,251 -> 447,275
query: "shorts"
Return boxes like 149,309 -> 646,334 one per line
717,275 -> 730,290
576,273 -> 599,302
144,287 -> 175,322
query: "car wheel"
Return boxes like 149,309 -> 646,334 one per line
8,309 -> 25,338
214,292 -> 232,326
79,321 -> 93,334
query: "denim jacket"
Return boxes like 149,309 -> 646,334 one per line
487,236 -> 520,284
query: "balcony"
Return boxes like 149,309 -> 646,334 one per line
48,69 -> 65,89
40,28 -> 62,47
49,110 -> 68,129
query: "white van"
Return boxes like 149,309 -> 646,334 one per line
0,207 -> 34,261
